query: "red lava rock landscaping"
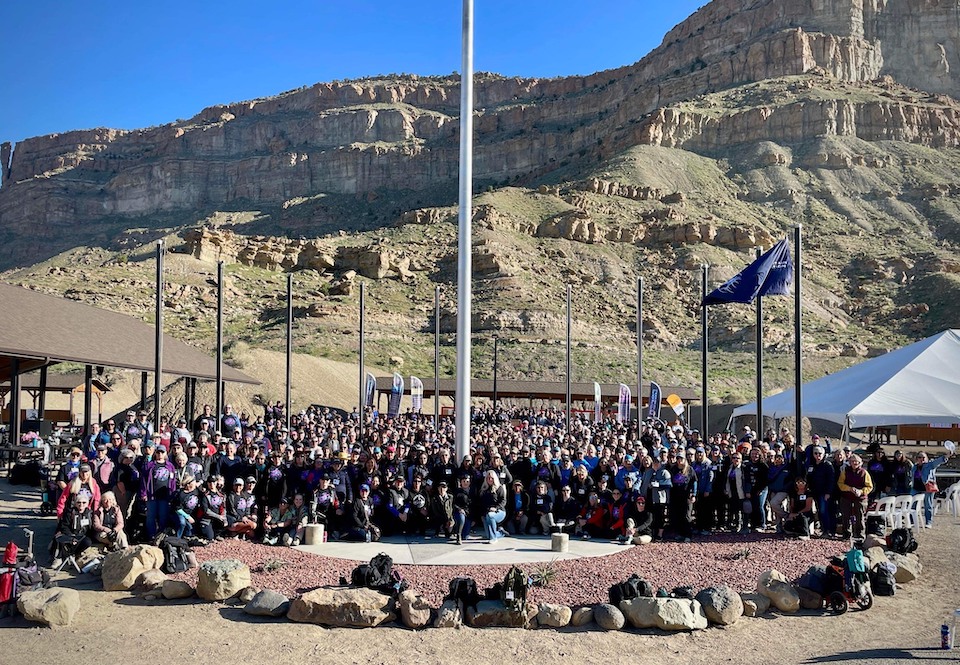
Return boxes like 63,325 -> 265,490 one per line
172,533 -> 845,607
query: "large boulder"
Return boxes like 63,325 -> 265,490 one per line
740,592 -> 770,617
133,569 -> 168,593
798,587 -> 823,610
466,600 -> 538,629
161,580 -> 195,600
433,599 -> 463,629
757,569 -> 800,613
244,590 -> 291,617
620,597 -> 659,628
622,597 -> 707,631
196,559 -> 252,601
288,587 -> 396,627
886,552 -> 922,583
17,587 -> 80,627
537,603 -> 572,628
695,586 -> 743,626
570,606 -> 594,627
593,603 -> 625,631
398,590 -> 432,629
101,545 -> 164,591
863,534 -> 887,550
865,546 -> 888,569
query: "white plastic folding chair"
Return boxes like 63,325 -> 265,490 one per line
866,496 -> 897,530
907,494 -> 926,529
891,495 -> 914,529
935,482 -> 959,518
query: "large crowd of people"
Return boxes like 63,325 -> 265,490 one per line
48,402 -> 953,566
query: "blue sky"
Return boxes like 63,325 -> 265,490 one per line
0,1 -> 706,145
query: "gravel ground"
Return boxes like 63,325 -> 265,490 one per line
173,531 -> 846,605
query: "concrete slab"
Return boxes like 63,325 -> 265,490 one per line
295,533 -> 626,566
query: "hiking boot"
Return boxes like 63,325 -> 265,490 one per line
455,533 -> 462,545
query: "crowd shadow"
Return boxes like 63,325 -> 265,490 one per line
803,646 -> 946,662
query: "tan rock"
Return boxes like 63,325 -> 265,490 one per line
288,587 -> 396,627
101,545 -> 165,591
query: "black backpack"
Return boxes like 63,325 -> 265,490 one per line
351,552 -> 393,589
888,528 -> 918,555
608,574 -> 654,606
501,566 -> 528,611
161,536 -> 191,574
9,461 -> 43,487
671,585 -> 696,599
447,577 -> 480,609
865,515 -> 885,537
798,565 -> 828,595
869,562 -> 897,596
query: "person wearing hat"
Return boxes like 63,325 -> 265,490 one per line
640,455 -> 672,541
139,443 -> 177,539
343,484 -> 380,542
91,443 -> 115,494
112,448 -> 140,520
328,453 -> 353,505
55,447 -> 84,492
313,473 -> 340,533
199,475 -> 227,541
226,476 -> 257,540
805,445 -> 837,537
504,478 -> 531,535
428,479 -> 454,539
172,474 -> 201,539
57,461 -> 101,518
692,446 -> 716,535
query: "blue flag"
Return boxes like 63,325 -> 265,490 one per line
703,238 -> 793,306
648,381 -> 661,420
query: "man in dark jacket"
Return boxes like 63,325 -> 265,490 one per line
805,446 -> 837,537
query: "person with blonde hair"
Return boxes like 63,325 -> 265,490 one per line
56,463 -> 101,518
93,491 -> 128,549
478,469 -> 507,542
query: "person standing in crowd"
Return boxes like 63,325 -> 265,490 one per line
913,448 -> 953,526
478,470 -> 507,543
837,454 -> 873,540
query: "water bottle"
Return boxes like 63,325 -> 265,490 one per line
943,623 -> 953,650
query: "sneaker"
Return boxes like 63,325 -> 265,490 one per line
581,533 -> 592,541
497,528 -> 508,539
292,538 -> 301,546
455,533 -> 462,545
682,537 -> 691,543
282,533 -> 292,546
49,557 -> 62,570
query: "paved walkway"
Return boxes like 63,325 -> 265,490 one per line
296,532 -> 625,566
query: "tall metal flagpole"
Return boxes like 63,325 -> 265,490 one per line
701,264 -> 709,436
755,247 -> 763,439
215,261 -> 224,428
359,283 -> 365,446
434,285 -> 441,429
154,240 -> 164,427
794,224 -> 803,446
637,276 -> 643,420
565,284 -> 572,436
454,0 -> 474,464
285,273 -> 293,434
493,337 -> 499,410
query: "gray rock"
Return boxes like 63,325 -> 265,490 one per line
570,606 -> 594,627
622,597 -> 707,631
593,603 -> 625,631
244,589 -> 290,617
886,552 -> 922,583
17,587 -> 80,627
239,586 -> 258,603
161,580 -> 195,600
466,600 -> 538,629
133,568 -> 167,593
196,559 -> 252,601
433,599 -> 463,629
620,597 -> 659,628
863,534 -> 887,550
865,546 -> 888,569
695,585 -> 743,625
101,545 -> 165,591
757,569 -> 800,613
798,587 -> 823,610
537,603 -> 572,628
740,592 -> 771,617
398,590 -> 432,629
288,587 -> 396,627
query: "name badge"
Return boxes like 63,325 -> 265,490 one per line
333,479 -> 340,485
80,518 -> 90,528
799,494 -> 806,501
445,469 -> 451,475
578,489 -> 585,495
536,499 -> 544,505
807,466 -> 814,473
651,482 -> 659,488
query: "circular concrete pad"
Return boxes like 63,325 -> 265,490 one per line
295,533 -> 626,566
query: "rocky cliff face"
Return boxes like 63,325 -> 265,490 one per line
4,0 -> 960,257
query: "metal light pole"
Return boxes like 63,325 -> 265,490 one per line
755,247 -> 764,439
359,283 -> 365,445
701,263 -> 709,436
285,272 -> 293,434
215,261 -> 224,427
493,336 -> 499,411
566,283 -> 572,435
454,0 -> 474,464
434,285 -> 441,428
794,224 -> 803,445
637,276 -> 643,420
154,239 -> 164,426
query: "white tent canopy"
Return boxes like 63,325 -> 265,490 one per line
732,330 -> 960,428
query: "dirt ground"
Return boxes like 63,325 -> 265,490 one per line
1,478 -> 958,665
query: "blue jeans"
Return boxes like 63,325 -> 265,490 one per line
483,509 -> 506,541
454,510 -> 472,538
817,496 -> 835,534
146,499 -> 170,539
175,512 -> 193,539
923,492 -> 935,525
